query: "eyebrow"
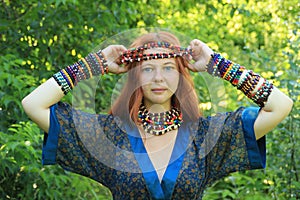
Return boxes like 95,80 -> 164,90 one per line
163,61 -> 176,65
141,61 -> 176,67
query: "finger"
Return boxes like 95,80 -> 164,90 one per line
114,45 -> 127,63
119,45 -> 127,51
118,66 -> 128,74
114,45 -> 127,54
190,45 -> 202,61
190,39 -> 201,48
186,45 -> 193,61
187,63 -> 197,72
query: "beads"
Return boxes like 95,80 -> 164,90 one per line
252,78 -> 274,107
207,53 -> 274,107
138,104 -> 183,136
53,71 -> 71,94
53,50 -> 108,95
121,42 -> 192,63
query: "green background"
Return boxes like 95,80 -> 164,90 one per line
0,0 -> 299,199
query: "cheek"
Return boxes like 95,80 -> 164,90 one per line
168,73 -> 180,90
169,82 -> 179,93
139,74 -> 152,86
141,83 -> 151,93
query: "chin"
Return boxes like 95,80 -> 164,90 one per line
146,99 -> 171,108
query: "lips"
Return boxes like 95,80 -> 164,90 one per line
151,88 -> 167,93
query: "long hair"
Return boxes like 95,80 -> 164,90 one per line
109,31 -> 200,124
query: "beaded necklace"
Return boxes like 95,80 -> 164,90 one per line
138,104 -> 183,136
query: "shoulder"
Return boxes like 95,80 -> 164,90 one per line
53,102 -> 126,132
197,107 -> 246,129
189,107 -> 252,142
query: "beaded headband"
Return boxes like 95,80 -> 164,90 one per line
121,42 -> 192,63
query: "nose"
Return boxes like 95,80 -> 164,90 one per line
153,68 -> 164,82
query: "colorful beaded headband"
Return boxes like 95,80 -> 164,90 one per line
121,42 -> 192,63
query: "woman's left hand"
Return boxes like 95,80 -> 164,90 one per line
187,39 -> 214,72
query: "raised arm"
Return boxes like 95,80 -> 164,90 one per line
189,39 -> 293,139
22,78 -> 64,132
22,45 -> 127,133
253,87 -> 293,139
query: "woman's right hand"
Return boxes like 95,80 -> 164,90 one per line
102,45 -> 128,74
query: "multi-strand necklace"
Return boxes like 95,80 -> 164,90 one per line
138,104 -> 183,136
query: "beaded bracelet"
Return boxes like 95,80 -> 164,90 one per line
52,50 -> 108,95
206,53 -> 273,107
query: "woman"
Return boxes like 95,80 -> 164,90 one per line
22,31 -> 293,199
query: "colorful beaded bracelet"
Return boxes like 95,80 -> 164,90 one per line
206,53 -> 274,107
53,50 -> 108,95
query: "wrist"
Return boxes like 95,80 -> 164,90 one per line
52,50 -> 108,95
206,53 -> 274,107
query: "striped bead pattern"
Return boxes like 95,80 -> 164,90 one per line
206,53 -> 273,107
53,50 -> 108,95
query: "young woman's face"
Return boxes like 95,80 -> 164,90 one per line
139,48 -> 180,111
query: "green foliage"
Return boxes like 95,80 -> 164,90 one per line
0,54 -> 37,131
0,122 -> 111,199
1,0 -> 299,199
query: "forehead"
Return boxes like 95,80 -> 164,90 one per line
141,57 -> 176,66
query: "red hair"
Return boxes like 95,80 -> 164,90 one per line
110,31 -> 200,124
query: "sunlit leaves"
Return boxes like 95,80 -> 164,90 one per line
0,0 -> 299,199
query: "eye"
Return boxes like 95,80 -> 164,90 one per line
163,66 -> 176,71
141,66 -> 153,72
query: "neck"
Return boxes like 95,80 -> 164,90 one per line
144,103 -> 171,113
144,99 -> 172,113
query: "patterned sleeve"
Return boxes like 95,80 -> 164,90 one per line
42,102 -> 121,185
200,107 -> 266,185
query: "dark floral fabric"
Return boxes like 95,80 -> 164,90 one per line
42,102 -> 265,200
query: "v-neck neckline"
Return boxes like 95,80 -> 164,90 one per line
125,123 -> 190,200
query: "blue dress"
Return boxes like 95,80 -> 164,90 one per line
42,102 -> 265,200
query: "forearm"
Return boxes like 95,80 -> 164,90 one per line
206,53 -> 293,138
22,50 -> 108,133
